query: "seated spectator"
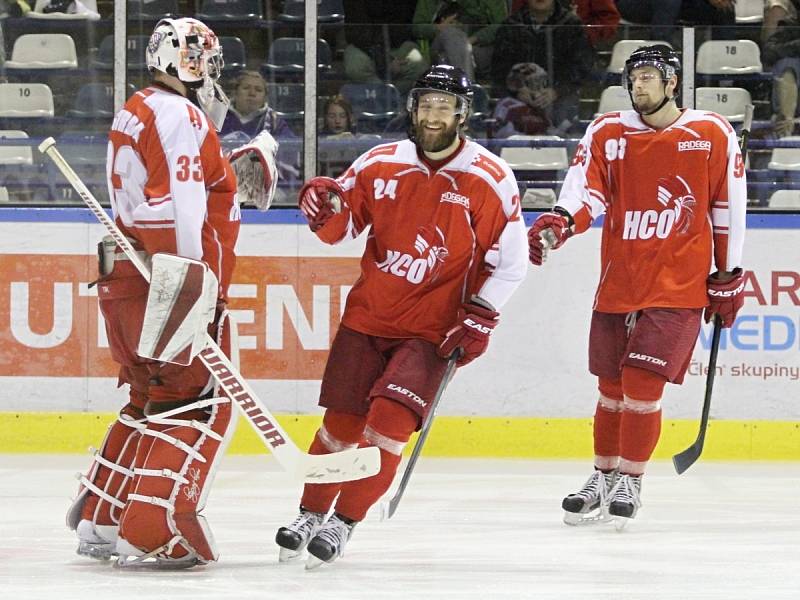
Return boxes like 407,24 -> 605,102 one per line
492,0 -> 594,130
412,0 -> 508,80
511,0 -> 620,48
321,95 -> 356,137
492,62 -> 553,137
613,0 -> 736,44
220,71 -> 295,139
343,0 -> 429,95
763,1 -> 800,137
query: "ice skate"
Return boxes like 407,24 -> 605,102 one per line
75,519 -> 117,560
561,469 -> 616,525
608,473 -> 642,531
305,513 -> 356,570
275,508 -> 326,562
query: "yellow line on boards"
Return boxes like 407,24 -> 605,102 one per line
0,413 -> 798,460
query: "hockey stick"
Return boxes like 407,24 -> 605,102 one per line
379,351 -> 460,520
672,104 -> 753,475
38,137 -> 379,484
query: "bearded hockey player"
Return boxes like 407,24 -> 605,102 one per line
277,64 -> 529,568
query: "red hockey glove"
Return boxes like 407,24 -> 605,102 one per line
705,268 -> 745,328
528,210 -> 573,266
438,302 -> 500,367
298,176 -> 344,232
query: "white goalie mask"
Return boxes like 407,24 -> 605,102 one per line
146,17 -> 230,130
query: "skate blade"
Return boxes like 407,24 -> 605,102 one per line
114,554 -> 202,570
76,542 -> 115,561
613,516 -> 632,532
278,547 -> 303,563
305,555 -> 325,570
563,510 -> 612,526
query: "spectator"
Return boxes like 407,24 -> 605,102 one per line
412,0 -> 508,80
220,70 -> 295,138
492,0 -> 594,130
321,95 -> 356,137
511,0 -> 621,48
343,0 -> 429,95
492,62 -> 553,137
763,1 -> 800,137
613,0 -> 736,44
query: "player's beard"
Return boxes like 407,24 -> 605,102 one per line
415,118 -> 460,153
633,92 -> 664,115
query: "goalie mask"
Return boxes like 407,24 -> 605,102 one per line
146,17 -> 230,130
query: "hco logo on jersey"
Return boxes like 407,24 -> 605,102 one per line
376,226 -> 448,285
678,140 -> 711,152
387,384 -> 426,407
440,191 -> 469,208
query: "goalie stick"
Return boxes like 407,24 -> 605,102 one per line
672,103 -> 754,475
379,351 -> 460,521
39,137 -> 379,485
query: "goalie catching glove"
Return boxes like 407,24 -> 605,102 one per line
705,268 -> 745,328
438,300 -> 499,367
299,176 -> 344,232
229,130 -> 279,211
527,207 -> 574,265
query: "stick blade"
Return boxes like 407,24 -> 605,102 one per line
672,443 -> 702,475
298,445 -> 380,484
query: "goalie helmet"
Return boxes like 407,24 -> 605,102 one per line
622,45 -> 682,115
146,17 -> 229,130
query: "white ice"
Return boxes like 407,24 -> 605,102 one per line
1,456 -> 798,600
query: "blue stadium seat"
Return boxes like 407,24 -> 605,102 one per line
127,0 -> 179,20
267,82 -> 305,122
262,38 -> 332,77
92,35 -> 150,71
66,83 -> 137,119
340,82 -> 401,130
196,0 -> 265,22
220,36 -> 247,73
278,0 -> 345,23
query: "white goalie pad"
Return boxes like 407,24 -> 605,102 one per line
138,253 -> 218,366
229,130 -> 279,211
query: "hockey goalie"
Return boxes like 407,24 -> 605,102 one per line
66,17 -> 278,568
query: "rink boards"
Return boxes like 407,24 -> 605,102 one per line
0,208 -> 798,459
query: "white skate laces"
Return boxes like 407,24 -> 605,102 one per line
608,474 -> 643,530
275,509 -> 326,562
562,469 -> 617,525
305,514 -> 355,570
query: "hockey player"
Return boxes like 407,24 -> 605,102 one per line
277,64 -> 528,568
67,17 -> 276,567
528,45 -> 747,527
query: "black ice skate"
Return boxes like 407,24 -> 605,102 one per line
305,513 -> 356,570
275,507 -> 326,562
608,473 -> 642,530
562,469 -> 617,525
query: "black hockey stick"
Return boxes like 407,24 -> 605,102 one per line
672,104 -> 753,475
379,350 -> 460,520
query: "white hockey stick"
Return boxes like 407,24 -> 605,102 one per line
39,137 -> 379,484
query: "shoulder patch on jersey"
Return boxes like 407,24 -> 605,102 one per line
471,153 -> 506,184
365,143 -> 399,161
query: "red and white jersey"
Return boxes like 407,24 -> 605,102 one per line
106,84 -> 239,298
557,108 -> 747,313
315,138 -> 528,344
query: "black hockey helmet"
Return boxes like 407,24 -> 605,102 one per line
407,64 -> 474,118
623,44 -> 681,114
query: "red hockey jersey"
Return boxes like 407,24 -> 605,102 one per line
106,85 -> 239,298
557,109 -> 747,313
316,139 -> 528,344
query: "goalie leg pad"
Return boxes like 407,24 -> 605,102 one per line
116,393 -> 235,566
67,394 -> 146,559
